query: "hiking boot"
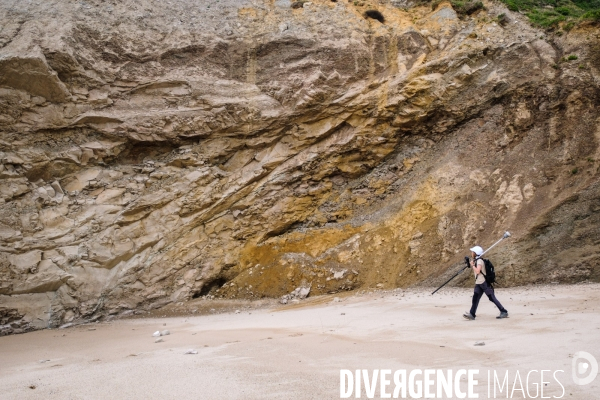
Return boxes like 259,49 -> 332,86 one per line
463,312 -> 475,320
496,311 -> 509,319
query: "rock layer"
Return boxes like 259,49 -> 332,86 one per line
0,0 -> 599,333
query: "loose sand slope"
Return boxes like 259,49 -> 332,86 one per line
1,284 -> 599,399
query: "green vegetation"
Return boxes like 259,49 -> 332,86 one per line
422,0 -> 599,28
582,9 -> 600,19
567,54 -> 579,60
571,167 -> 579,174
499,0 -> 600,28
497,12 -> 511,25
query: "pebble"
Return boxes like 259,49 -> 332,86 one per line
161,330 -> 170,336
235,310 -> 240,314
155,338 -> 164,343
184,349 -> 198,355
152,331 -> 161,337
474,341 -> 485,346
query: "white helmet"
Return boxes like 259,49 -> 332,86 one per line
470,246 -> 484,256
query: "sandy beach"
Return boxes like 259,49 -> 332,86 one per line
1,284 -> 599,399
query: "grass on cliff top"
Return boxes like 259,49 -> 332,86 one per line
427,0 -> 600,28
500,0 -> 600,28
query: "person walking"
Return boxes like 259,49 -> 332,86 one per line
463,245 -> 508,320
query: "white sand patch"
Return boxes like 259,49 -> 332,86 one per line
0,284 -> 599,399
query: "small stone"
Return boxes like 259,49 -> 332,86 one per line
184,349 -> 198,354
161,330 -> 170,336
474,341 -> 485,346
152,331 -> 161,337
298,287 -> 310,299
235,310 -> 240,314
155,338 -> 164,343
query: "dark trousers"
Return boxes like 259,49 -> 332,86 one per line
470,281 -> 506,317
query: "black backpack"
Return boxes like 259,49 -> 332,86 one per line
481,258 -> 496,285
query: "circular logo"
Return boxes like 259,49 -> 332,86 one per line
572,351 -> 598,386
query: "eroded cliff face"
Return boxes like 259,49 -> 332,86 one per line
1,0 -> 599,334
